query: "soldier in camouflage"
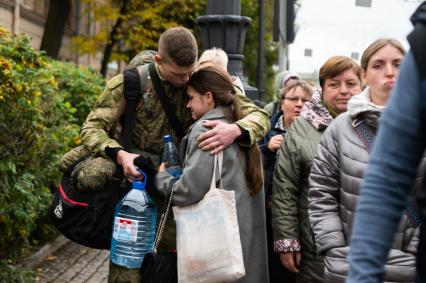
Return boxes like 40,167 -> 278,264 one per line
78,27 -> 270,282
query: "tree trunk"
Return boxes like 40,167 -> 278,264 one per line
100,0 -> 130,77
40,0 -> 72,59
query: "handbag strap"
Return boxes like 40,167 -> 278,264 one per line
209,151 -> 224,190
354,121 -> 422,226
148,62 -> 185,140
152,183 -> 176,254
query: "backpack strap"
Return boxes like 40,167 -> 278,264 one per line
148,62 -> 185,140
354,121 -> 422,226
121,68 -> 141,150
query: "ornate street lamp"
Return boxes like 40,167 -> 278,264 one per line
197,0 -> 261,103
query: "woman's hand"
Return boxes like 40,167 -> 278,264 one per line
268,135 -> 284,152
158,162 -> 166,172
116,150 -> 143,182
279,251 -> 301,273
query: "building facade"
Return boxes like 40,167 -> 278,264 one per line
0,0 -> 115,74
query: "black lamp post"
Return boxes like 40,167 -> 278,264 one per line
197,0 -> 260,103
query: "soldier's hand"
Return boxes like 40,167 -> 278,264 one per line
268,135 -> 284,152
117,150 -> 143,182
197,120 -> 242,154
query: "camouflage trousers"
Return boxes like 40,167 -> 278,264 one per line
108,261 -> 140,283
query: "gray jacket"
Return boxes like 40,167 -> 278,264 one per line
155,106 -> 269,283
308,88 -> 421,283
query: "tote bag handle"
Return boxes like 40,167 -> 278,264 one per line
209,151 -> 224,191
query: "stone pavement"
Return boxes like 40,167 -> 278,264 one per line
35,240 -> 110,283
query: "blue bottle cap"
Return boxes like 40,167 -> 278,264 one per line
132,170 -> 147,190
133,180 -> 145,190
163,135 -> 172,143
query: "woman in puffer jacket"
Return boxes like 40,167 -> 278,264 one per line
309,38 -> 420,283
271,56 -> 362,283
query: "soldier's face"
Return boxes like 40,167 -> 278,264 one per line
159,60 -> 195,87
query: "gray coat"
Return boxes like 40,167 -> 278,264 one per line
155,107 -> 269,283
309,89 -> 421,283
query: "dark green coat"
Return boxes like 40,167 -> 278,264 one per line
271,116 -> 324,282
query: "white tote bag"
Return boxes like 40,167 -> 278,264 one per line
173,151 -> 246,283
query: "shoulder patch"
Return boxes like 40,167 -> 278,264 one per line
107,74 -> 124,90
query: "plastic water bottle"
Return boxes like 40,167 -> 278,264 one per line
162,135 -> 183,178
110,171 -> 157,269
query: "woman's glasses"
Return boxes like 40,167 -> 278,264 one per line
282,96 -> 309,103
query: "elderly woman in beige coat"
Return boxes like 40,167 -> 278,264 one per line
309,39 -> 421,283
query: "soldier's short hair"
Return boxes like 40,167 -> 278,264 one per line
158,27 -> 198,67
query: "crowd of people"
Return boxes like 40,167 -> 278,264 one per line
74,3 -> 425,282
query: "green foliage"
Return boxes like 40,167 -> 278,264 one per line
73,0 -> 206,63
0,264 -> 36,283
51,61 -> 105,125
242,0 -> 279,103
0,26 -> 105,259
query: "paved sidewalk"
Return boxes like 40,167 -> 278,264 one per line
35,241 -> 110,283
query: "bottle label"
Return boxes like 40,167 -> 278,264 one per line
113,217 -> 138,242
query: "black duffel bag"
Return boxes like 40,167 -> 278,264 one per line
49,157 -> 128,250
49,153 -> 157,250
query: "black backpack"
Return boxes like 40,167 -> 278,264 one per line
48,64 -> 152,250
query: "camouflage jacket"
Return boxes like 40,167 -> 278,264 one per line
80,63 -> 270,159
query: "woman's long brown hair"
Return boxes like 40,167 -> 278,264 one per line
187,66 -> 262,195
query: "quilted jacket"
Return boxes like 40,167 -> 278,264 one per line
308,88 -> 421,283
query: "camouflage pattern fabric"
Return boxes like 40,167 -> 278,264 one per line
75,157 -> 117,191
80,63 -> 193,157
59,145 -> 91,173
80,62 -> 270,157
78,62 -> 270,251
60,145 -> 119,192
108,261 -> 141,283
125,50 -> 157,70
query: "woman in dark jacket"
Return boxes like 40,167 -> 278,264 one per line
260,80 -> 313,282
261,80 -> 314,204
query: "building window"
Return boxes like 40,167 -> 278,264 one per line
355,0 -> 372,7
304,49 -> 312,57
22,0 -> 48,15
351,52 -> 359,60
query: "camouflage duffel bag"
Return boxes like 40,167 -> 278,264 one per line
49,145 -> 129,250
